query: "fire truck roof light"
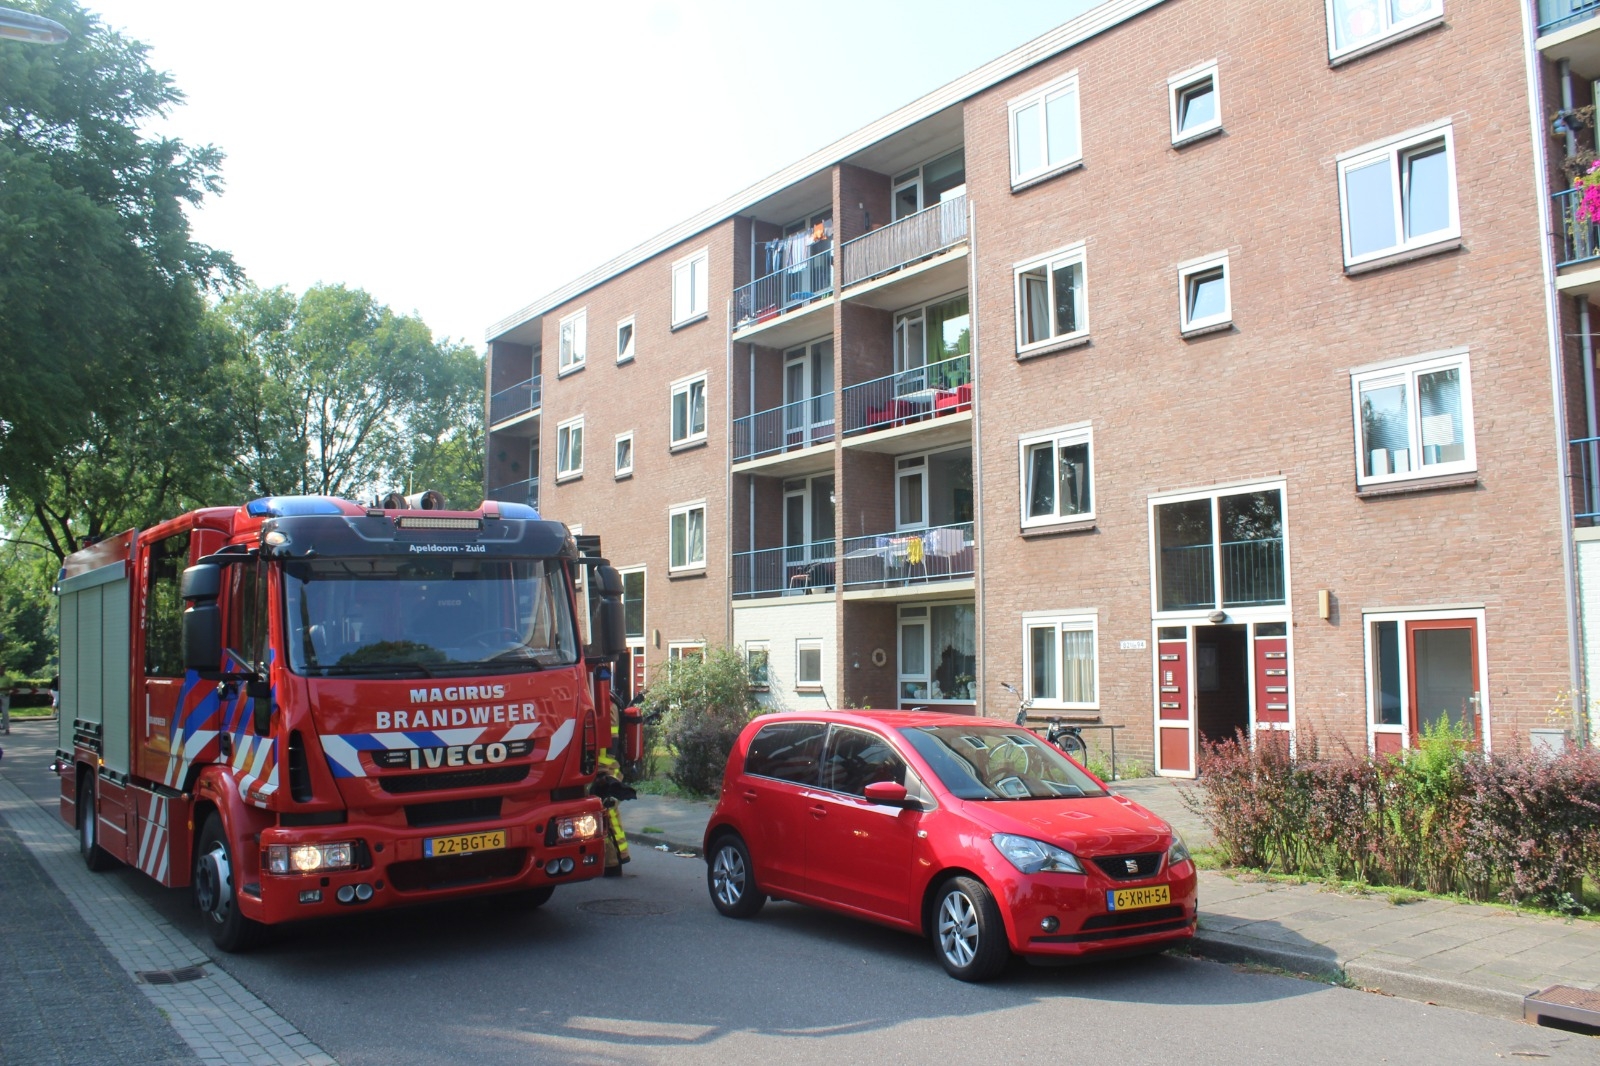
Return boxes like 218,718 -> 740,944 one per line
396,516 -> 481,530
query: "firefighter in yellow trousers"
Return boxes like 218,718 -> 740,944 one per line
594,741 -> 632,875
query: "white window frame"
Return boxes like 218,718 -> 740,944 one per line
614,430 -> 634,479
555,415 -> 584,480
667,641 -> 706,677
1337,121 -> 1458,268
1361,606 -> 1489,755
1147,478 -> 1290,618
795,639 -> 823,691
616,315 -> 635,364
746,640 -> 770,690
1008,71 -> 1082,187
1019,423 -> 1095,528
1350,347 -> 1475,488
1013,243 -> 1088,354
1168,61 -> 1221,145
671,248 -> 709,326
1178,252 -> 1231,334
670,372 -> 708,447
1326,0 -> 1442,61
1022,611 -> 1100,712
558,308 -> 586,375
669,500 -> 707,572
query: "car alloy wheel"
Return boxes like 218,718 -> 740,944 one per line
706,834 -> 766,919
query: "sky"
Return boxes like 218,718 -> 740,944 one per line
81,0 -> 1102,351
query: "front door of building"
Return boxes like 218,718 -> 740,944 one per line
1155,618 -> 1293,777
1407,618 -> 1481,744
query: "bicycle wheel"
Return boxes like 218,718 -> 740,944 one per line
1056,731 -> 1087,762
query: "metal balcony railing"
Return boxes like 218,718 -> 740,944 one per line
490,375 -> 542,424
488,476 -> 539,512
1158,538 -> 1285,611
1572,436 -> 1600,521
732,394 -> 835,463
1554,188 -> 1600,268
840,193 -> 967,288
839,522 -> 974,590
1538,0 -> 1600,35
840,353 -> 972,437
733,247 -> 833,331
732,540 -> 837,599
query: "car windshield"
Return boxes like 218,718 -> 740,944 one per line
281,555 -> 578,677
899,724 -> 1109,800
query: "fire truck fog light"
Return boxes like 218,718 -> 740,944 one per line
554,813 -> 600,842
267,842 -> 356,875
582,854 -> 598,866
336,885 -> 355,903
300,889 -> 322,904
1040,916 -> 1060,933
355,883 -> 374,901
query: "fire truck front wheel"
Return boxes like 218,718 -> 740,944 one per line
195,814 -> 266,952
77,775 -> 115,873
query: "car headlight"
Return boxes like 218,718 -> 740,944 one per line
1167,831 -> 1192,867
266,842 -> 355,875
992,833 -> 1083,875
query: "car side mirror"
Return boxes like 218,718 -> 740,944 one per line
863,781 -> 914,808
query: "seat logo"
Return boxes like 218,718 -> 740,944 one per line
1124,859 -> 1140,874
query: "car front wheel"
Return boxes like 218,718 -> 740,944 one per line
707,834 -> 766,918
933,875 -> 1010,981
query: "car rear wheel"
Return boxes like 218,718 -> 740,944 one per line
933,876 -> 1010,981
707,834 -> 766,918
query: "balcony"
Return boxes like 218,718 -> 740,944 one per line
839,194 -> 968,310
841,354 -> 972,448
839,522 -> 974,593
488,476 -> 539,512
1552,189 -> 1600,296
732,540 -> 837,599
731,394 -> 835,471
1158,538 -> 1285,612
490,375 -> 542,427
732,247 -> 834,348
1572,436 -> 1600,522
1539,2 -> 1600,77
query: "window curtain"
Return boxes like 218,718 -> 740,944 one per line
1023,270 -> 1049,344
930,604 -> 976,700
1061,628 -> 1095,703
1417,367 -> 1463,464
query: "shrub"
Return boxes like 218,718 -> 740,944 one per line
639,644 -> 766,797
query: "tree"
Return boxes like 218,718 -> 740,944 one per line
640,645 -> 767,795
387,340 -> 486,509
224,284 -> 483,504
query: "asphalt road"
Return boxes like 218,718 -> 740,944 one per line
4,721 -> 1594,1065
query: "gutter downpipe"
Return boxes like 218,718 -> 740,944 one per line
1530,24 -> 1588,745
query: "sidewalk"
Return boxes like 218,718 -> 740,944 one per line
625,777 -> 1600,1024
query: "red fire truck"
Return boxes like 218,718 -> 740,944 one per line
56,493 -> 633,951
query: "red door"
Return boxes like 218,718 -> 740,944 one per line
1253,628 -> 1291,750
1155,631 -> 1193,775
803,726 -> 918,921
1405,619 -> 1481,745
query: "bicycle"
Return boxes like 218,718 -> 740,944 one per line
999,682 -> 1087,762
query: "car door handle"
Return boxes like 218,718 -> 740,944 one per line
808,804 -> 827,818
743,789 -> 758,803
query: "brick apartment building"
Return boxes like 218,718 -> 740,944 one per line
483,0 -> 1600,776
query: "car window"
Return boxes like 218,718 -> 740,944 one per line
899,724 -> 1108,800
821,726 -> 907,796
744,721 -> 826,784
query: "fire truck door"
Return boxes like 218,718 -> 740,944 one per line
137,533 -> 191,783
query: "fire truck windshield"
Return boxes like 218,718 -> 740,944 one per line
281,555 -> 579,677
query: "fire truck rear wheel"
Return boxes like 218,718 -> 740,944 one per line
78,775 -> 115,872
195,814 -> 266,952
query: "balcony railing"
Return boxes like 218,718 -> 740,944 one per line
488,476 -> 539,512
1539,0 -> 1600,35
841,353 -> 972,437
840,193 -> 967,288
1159,538 -> 1285,611
733,246 -> 833,331
1572,436 -> 1600,521
732,540 -> 837,599
839,522 -> 974,590
490,375 -> 542,424
732,394 -> 835,463
1554,188 -> 1600,268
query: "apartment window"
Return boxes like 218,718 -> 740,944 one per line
558,309 -> 586,374
1024,613 -> 1099,710
671,374 -> 708,447
1015,244 -> 1086,352
746,641 -> 770,689
555,416 -> 583,479
1338,123 -> 1457,267
1020,424 -> 1093,527
617,316 -> 635,364
1327,0 -> 1441,59
1168,62 -> 1220,143
898,602 -> 976,703
1152,483 -> 1286,613
1178,253 -> 1230,333
614,431 -> 634,479
667,642 -> 706,676
1352,349 -> 1474,486
1009,72 -> 1081,186
796,639 -> 823,690
669,501 -> 706,571
1365,609 -> 1484,751
672,248 -> 709,326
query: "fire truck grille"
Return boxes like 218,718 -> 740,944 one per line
388,849 -> 528,893
404,797 -> 503,828
378,765 -> 529,794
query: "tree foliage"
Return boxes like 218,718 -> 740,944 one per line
641,645 -> 766,796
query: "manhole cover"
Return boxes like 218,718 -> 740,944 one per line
577,898 -> 672,917
136,965 -> 207,985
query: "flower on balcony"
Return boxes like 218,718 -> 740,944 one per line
1579,161 -> 1600,224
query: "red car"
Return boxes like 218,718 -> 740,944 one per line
703,710 -> 1197,981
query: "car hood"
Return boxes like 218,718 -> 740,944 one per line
956,792 -> 1173,856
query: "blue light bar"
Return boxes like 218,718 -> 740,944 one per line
245,496 -> 347,518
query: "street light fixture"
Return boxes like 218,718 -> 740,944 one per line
0,6 -> 69,45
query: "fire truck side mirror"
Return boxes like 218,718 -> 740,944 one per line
594,564 -> 626,660
181,563 -> 224,677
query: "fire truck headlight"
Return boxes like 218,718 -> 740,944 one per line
554,813 -> 600,842
267,842 -> 355,875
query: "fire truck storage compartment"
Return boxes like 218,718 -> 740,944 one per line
59,560 -> 132,776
